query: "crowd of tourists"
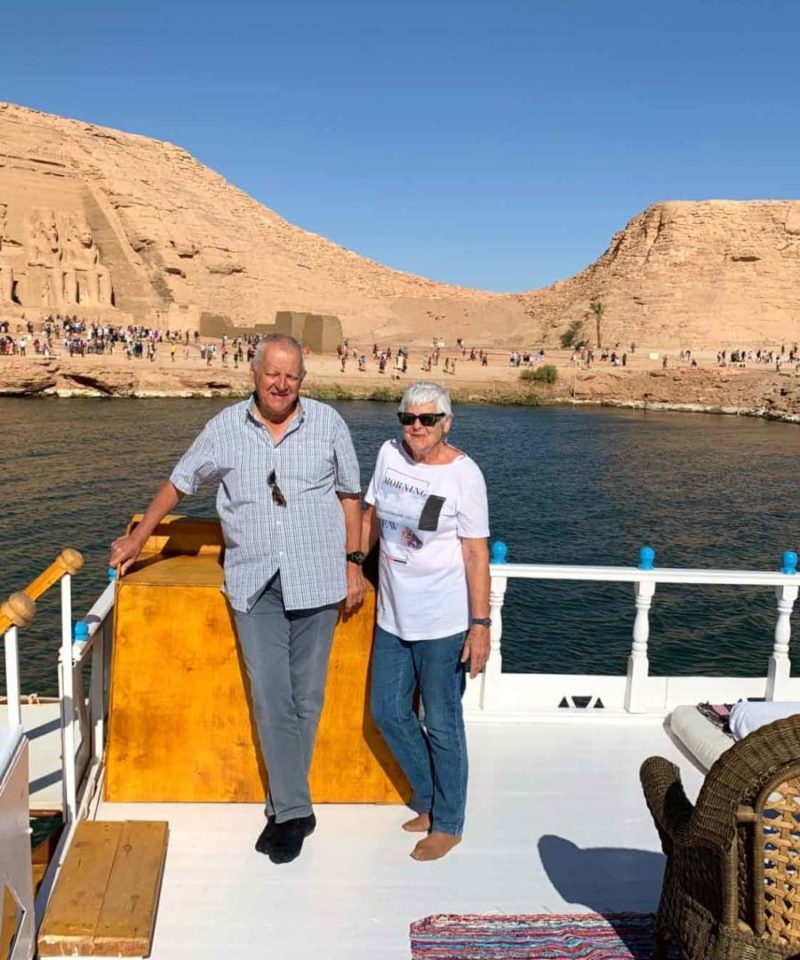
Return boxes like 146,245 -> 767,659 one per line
508,349 -> 546,368
0,332 -> 54,357
0,315 -> 265,366
0,315 -> 195,359
337,337 -> 502,378
428,341 -> 493,371
198,337 -> 262,368
717,344 -> 800,371
568,340 -> 640,369
3,314 -> 800,379
337,340 -> 412,378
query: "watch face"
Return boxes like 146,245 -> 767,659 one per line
347,552 -> 366,565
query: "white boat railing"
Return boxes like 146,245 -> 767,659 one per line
1,552 -> 116,828
2,554 -> 118,940
6,542 -> 799,737
1,587 -> 38,960
68,576 -> 115,824
462,542 -> 800,718
0,549 -> 98,956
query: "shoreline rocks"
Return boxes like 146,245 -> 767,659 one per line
2,357 -> 799,425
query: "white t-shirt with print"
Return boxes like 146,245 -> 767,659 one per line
365,439 -> 490,641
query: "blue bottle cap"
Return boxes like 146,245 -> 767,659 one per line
73,621 -> 89,642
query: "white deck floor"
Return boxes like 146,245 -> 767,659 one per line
92,719 -> 703,960
19,702 -> 66,810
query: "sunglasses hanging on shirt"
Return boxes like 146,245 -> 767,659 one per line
268,469 -> 287,506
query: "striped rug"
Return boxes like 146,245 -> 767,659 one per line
410,912 -> 658,959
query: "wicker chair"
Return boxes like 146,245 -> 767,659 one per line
641,713 -> 800,960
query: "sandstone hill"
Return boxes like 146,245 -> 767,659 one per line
1,102 -> 798,348
518,201 -> 800,348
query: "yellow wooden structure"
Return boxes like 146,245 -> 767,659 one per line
38,820 -> 168,957
105,516 -> 409,804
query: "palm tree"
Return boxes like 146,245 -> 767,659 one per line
590,300 -> 605,349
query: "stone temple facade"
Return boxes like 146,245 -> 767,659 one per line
199,311 -> 343,354
0,161 -> 343,352
0,106 -> 348,351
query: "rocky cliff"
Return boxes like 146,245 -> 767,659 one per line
1,102 -> 799,348
0,102 -> 520,343
518,201 -> 800,347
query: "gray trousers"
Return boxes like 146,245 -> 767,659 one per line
234,573 -> 340,822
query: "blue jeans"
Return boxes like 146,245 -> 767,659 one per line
370,626 -> 468,836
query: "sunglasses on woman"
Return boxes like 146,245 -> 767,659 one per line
397,412 -> 447,427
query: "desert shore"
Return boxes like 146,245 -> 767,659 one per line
1,345 -> 800,424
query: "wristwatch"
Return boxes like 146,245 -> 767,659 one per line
346,551 -> 367,566
470,617 -> 492,627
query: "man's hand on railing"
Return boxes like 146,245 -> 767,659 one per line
109,481 -> 185,577
109,532 -> 146,577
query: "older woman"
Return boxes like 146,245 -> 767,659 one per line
362,381 -> 490,861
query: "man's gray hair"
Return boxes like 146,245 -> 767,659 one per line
399,381 -> 452,417
252,334 -> 306,374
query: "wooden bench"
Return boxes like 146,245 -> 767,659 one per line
38,820 -> 168,958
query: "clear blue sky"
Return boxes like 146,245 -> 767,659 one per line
2,0 -> 798,291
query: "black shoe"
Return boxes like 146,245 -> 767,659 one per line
268,814 -> 316,864
255,815 -> 278,855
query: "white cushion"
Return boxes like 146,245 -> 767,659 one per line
668,705 -> 733,772
728,701 -> 800,740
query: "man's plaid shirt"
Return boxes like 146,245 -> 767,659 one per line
170,395 -> 361,611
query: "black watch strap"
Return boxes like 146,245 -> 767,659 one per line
471,617 -> 492,627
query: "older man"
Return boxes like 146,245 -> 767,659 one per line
110,333 -> 365,864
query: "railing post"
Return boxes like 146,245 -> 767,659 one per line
625,547 -> 656,713
90,630 -> 106,764
59,573 -> 77,825
767,551 -> 798,700
481,541 -> 508,711
1,592 -> 35,729
89,567 -> 116,764
3,626 -> 22,728
72,622 -> 91,787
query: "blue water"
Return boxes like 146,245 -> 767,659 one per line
1,397 -> 799,695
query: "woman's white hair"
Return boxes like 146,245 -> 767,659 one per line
398,381 -> 452,417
